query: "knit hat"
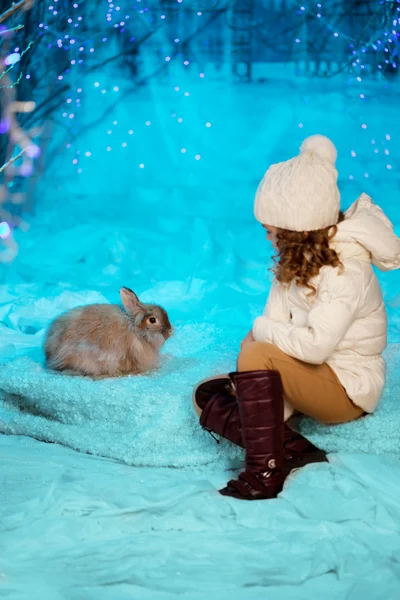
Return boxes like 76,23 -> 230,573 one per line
254,135 -> 340,232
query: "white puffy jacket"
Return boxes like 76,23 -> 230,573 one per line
253,194 -> 400,413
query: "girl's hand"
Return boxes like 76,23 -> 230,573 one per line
240,329 -> 255,350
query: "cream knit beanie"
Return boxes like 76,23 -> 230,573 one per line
254,135 -> 340,232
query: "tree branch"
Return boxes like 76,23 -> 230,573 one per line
0,0 -> 29,24
0,148 -> 26,174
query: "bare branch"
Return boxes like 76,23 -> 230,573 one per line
0,148 -> 26,174
84,28 -> 160,76
0,40 -> 34,84
0,0 -> 29,24
0,24 -> 24,35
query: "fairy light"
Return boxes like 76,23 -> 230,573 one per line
0,222 -> 11,239
32,1 -> 397,183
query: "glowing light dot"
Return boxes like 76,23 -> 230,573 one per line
181,148 -> 186,153
101,89 -> 106,94
122,142 -> 127,147
77,88 -> 82,93
385,149 -> 390,155
199,73 -> 205,78
69,114 -> 74,119
72,159 -> 78,164
113,120 -> 118,125
174,86 -> 180,91
184,92 -> 190,96
77,168 -> 82,174
139,163 -> 145,168
206,122 -> 211,127
165,56 -> 171,62
174,38 -> 179,43
374,149 -> 379,154
4,53 -> 20,66
0,222 -> 11,239
90,48 -> 94,53
386,134 -> 391,140
371,139 -> 375,144
145,121 -> 151,126
113,86 -> 119,91
85,152 -> 91,157
351,150 -> 356,157
128,130 -> 134,134
107,146 -> 112,151
177,118 -> 183,123
197,11 -> 202,16
184,61 -> 189,65
161,14 -> 165,19
94,82 -> 100,87
361,124 -> 367,129
295,39 -> 300,43
360,94 -> 365,99
195,154 -> 201,160
349,175 -> 354,180
298,123 -> 304,128
364,173 -> 369,178
67,99 -> 72,104
334,32 -> 338,37
58,76 -> 63,80
387,164 -> 392,169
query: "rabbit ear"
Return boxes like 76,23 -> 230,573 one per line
120,287 -> 144,318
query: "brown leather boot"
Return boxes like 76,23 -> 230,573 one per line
195,375 -> 243,448
283,427 -> 327,473
195,375 -> 327,474
219,370 -> 285,500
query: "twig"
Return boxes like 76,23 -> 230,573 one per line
0,24 -> 24,35
0,40 -> 34,83
0,0 -> 27,24
0,148 -> 26,174
84,28 -> 160,76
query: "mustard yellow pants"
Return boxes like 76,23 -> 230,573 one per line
238,342 -> 364,425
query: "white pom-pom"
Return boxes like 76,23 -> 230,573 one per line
300,134 -> 337,164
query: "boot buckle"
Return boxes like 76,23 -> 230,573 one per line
268,459 -> 276,469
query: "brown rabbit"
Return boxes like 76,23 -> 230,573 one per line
44,287 -> 172,378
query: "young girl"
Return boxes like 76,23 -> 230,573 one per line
193,135 -> 400,501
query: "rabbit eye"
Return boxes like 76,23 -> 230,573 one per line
149,317 -> 157,324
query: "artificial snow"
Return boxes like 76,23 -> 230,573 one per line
1,79 -> 400,598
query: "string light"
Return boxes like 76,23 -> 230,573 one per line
0,222 -> 11,239
11,0 -> 393,188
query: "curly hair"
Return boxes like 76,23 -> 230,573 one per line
271,211 -> 346,296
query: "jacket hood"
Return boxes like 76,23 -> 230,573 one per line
332,193 -> 400,272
